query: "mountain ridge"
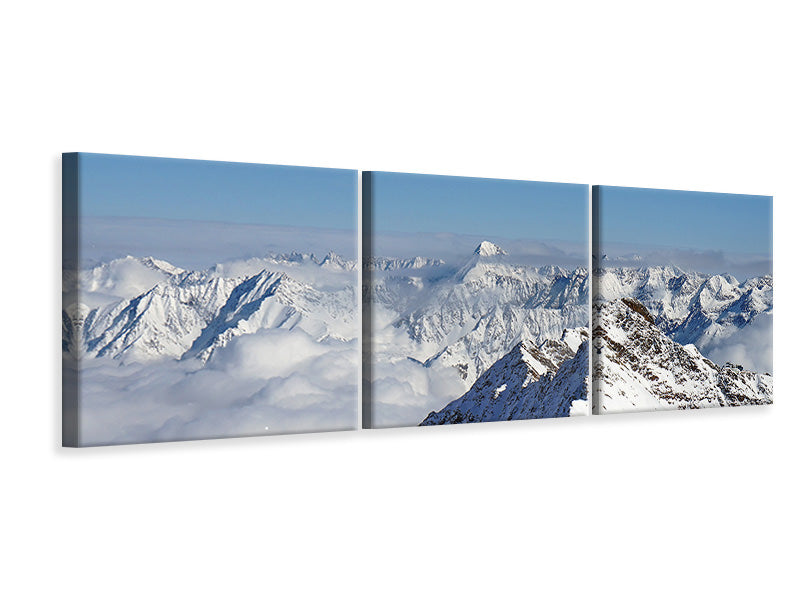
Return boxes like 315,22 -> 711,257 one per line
594,265 -> 773,364
421,328 -> 590,425
64,251 -> 358,364
593,297 -> 772,413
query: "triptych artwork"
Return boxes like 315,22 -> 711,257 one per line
62,153 -> 773,446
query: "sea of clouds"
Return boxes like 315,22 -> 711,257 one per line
71,329 -> 358,445
704,312 -> 773,374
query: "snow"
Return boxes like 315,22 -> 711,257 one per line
593,298 -> 772,414
367,242 -> 590,427
64,249 -> 358,444
569,399 -> 590,417
421,339 -> 590,425
595,266 -> 773,372
366,256 -> 445,271
474,240 -> 507,257
65,240 -> 773,440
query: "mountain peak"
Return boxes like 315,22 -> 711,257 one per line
320,250 -> 345,267
474,241 -> 507,257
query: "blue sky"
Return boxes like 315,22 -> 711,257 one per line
369,172 -> 589,243
595,186 -> 772,256
75,153 -> 357,230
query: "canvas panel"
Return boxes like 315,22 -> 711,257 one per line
363,171 -> 592,428
592,185 -> 773,414
62,153 -> 359,446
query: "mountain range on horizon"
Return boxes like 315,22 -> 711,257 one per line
63,239 -> 773,429
594,264 -> 772,364
63,250 -> 358,365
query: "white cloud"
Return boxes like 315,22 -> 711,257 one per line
368,358 -> 467,428
704,313 -> 773,374
75,329 -> 358,445
210,328 -> 337,379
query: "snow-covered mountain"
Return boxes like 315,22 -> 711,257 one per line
364,255 -> 451,313
257,250 -> 357,271
594,266 -> 773,363
75,275 -> 240,362
392,242 -> 589,384
421,328 -> 590,425
366,256 -> 445,271
473,240 -> 507,257
63,252 -> 358,364
367,241 -> 590,426
593,298 -> 772,413
183,269 -> 355,362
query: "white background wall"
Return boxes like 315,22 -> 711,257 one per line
2,1 -> 797,598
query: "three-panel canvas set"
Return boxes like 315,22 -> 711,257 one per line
62,153 -> 773,446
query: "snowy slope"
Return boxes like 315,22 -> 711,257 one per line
184,269 -> 356,362
593,298 -> 772,413
83,275 -> 241,362
63,251 -> 358,364
420,328 -> 590,425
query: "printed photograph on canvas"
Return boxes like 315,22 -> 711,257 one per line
62,154 -> 358,446
592,186 -> 773,414
363,172 -> 591,428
